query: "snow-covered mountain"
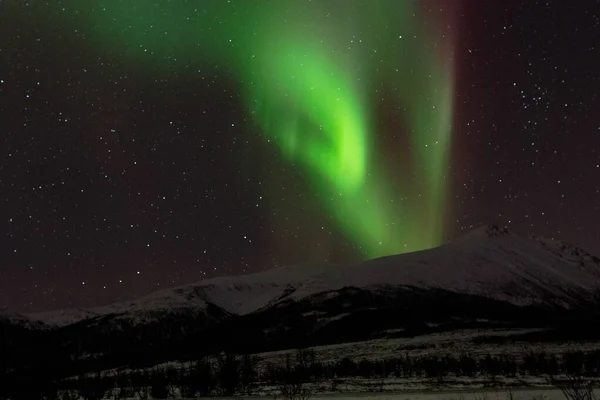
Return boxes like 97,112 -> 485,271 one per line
25,225 -> 600,329
28,261 -> 332,327
0,311 -> 50,330
284,225 -> 600,308
5,225 -> 600,378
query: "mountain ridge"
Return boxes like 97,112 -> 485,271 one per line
5,224 -> 600,380
22,225 -> 600,328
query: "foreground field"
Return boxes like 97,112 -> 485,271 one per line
195,387 -> 594,400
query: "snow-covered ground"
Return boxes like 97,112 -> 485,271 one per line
51,386 -> 583,400
251,329 -> 600,369
91,327 -> 600,388
194,387 -> 587,399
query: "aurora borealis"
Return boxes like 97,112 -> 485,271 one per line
245,6 -> 455,256
3,0 -> 600,312
74,0 -> 456,257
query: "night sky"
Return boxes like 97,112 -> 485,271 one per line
1,0 -> 599,313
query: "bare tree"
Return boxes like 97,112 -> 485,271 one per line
134,385 -> 150,400
240,353 -> 258,396
552,374 -> 597,400
278,380 -> 311,400
78,373 -> 109,400
216,351 -> 241,396
59,391 -> 79,400
275,348 -> 315,400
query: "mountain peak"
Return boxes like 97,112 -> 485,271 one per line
456,224 -> 513,243
480,224 -> 511,237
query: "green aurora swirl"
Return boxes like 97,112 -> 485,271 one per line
66,0 -> 455,258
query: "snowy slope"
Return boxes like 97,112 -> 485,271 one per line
0,311 -> 51,330
28,261 -> 332,327
288,225 -> 600,307
27,225 -> 600,327
27,308 -> 102,327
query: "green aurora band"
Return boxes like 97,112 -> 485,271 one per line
68,0 -> 455,258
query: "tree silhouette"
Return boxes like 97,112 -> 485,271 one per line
216,351 -> 241,396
